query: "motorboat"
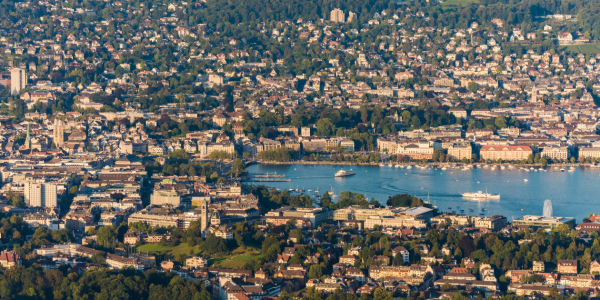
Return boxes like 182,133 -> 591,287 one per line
461,190 -> 500,199
335,169 -> 356,177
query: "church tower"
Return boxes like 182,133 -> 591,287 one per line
53,119 -> 65,148
531,87 -> 539,103
24,124 -> 31,150
201,199 -> 209,236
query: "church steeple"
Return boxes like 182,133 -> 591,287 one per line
25,124 -> 31,149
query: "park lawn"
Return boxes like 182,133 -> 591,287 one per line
560,44 -> 600,54
441,0 -> 479,7
209,247 -> 264,269
136,244 -> 263,268
137,243 -> 192,254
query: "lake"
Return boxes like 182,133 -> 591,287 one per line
246,163 -> 600,222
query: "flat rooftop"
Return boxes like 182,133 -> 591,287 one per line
514,215 -> 574,223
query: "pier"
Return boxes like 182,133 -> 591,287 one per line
244,178 -> 291,182
252,174 -> 286,178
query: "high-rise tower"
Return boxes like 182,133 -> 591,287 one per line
10,67 -> 26,95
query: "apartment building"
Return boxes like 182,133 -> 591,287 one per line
473,215 -> 508,231
447,143 -> 472,160
106,253 -> 143,270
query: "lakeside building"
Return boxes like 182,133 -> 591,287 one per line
480,145 -> 533,161
512,215 -> 575,229
447,143 -> 472,160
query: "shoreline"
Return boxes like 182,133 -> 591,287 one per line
251,160 -> 593,168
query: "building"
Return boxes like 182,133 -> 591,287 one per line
392,246 -> 410,264
301,127 -> 311,137
448,108 -> 468,119
533,261 -> 545,272
0,251 -> 21,268
186,256 -> 208,268
10,67 -> 26,95
480,145 -> 533,161
330,9 -> 345,23
150,190 -> 181,206
24,182 -> 58,207
512,215 -> 575,230
473,215 -> 507,231
557,260 -> 577,274
541,146 -> 570,160
448,143 -> 472,160
508,284 -> 557,296
265,206 -> 332,227
53,119 -> 65,147
590,261 -> 600,274
578,147 -> 600,159
106,253 -> 143,270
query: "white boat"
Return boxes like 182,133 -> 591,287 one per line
461,190 -> 500,199
388,164 -> 393,167
406,165 -> 412,169
568,168 -> 575,172
524,179 -> 528,182
560,168 -> 565,172
335,169 -> 356,177
395,164 -> 401,168
379,164 -> 385,167
441,167 -> 447,170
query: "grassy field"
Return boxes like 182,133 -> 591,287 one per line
441,0 -> 480,7
560,44 -> 600,54
137,243 -> 194,254
209,248 -> 263,269
136,243 -> 263,268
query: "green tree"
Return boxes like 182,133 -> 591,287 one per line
316,118 -> 334,136
467,82 -> 478,93
97,226 -> 117,247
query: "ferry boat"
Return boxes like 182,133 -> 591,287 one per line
461,190 -> 500,199
334,169 -> 356,177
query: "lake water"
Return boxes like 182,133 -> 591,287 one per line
246,164 -> 600,222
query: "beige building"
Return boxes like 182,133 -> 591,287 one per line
334,206 -> 398,221
448,108 -> 468,119
541,146 -> 570,160
473,215 -> 507,231
364,215 -> 427,229
198,142 -> 235,158
186,256 -> 208,268
480,145 -> 532,161
330,8 -> 345,23
24,182 -> 58,207
448,143 -> 472,160
150,190 -> 181,206
533,261 -> 545,272
10,67 -> 26,95
578,147 -> 600,159
106,253 -> 143,270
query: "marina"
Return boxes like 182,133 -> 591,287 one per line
247,163 -> 600,221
